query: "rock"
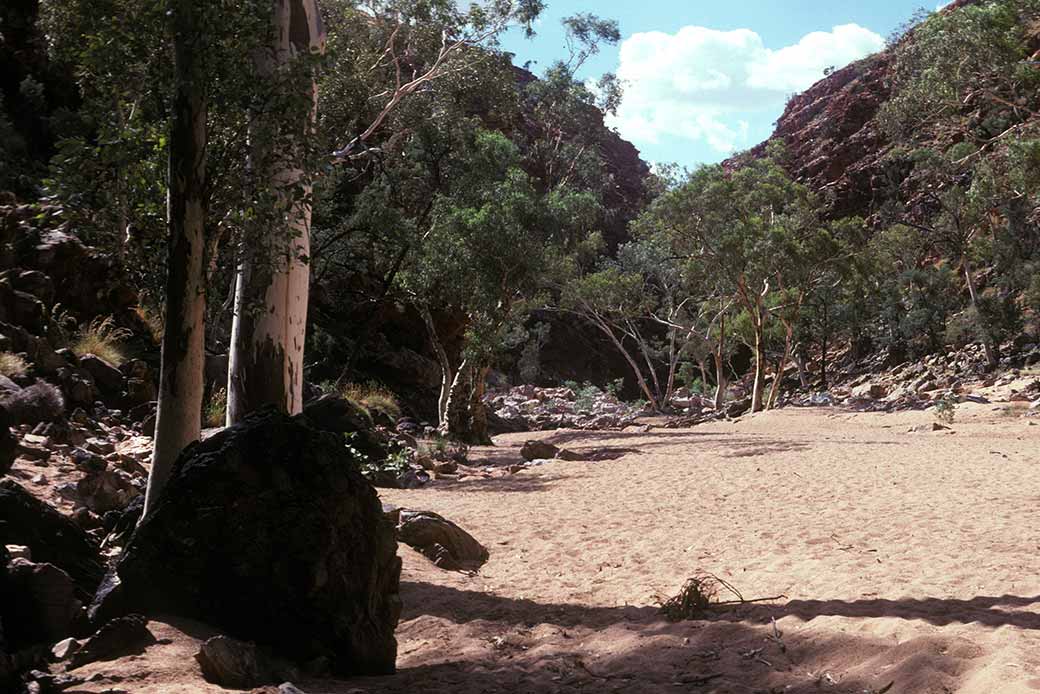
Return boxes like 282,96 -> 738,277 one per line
77,355 -> 124,399
51,637 -> 81,661
89,409 -> 401,675
279,684 -> 308,694
6,544 -> 31,560
0,480 -> 104,600
195,635 -> 280,689
397,510 -> 489,571
76,469 -> 140,514
520,440 -> 559,461
0,407 -> 16,476
726,398 -> 751,417
852,382 -> 887,399
300,394 -> 386,460
69,614 -> 156,668
5,559 -> 79,647
555,449 -> 586,462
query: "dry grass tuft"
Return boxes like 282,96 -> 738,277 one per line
134,303 -> 164,344
340,382 -> 401,421
203,387 -> 226,428
0,352 -> 29,379
73,316 -> 132,366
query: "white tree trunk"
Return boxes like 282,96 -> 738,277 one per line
227,0 -> 325,423
144,0 -> 207,516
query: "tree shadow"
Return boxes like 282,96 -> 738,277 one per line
296,582 -> 1010,694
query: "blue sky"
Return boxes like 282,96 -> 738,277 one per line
499,1 -> 938,168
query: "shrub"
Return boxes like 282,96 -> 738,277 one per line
0,352 -> 29,379
203,388 -> 226,428
2,380 -> 65,424
339,382 -> 401,422
73,316 -> 132,367
933,392 -> 958,425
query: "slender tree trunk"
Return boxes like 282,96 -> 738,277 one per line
443,357 -> 471,440
963,259 -> 998,369
796,348 -> 809,390
766,320 -> 794,410
144,0 -> 208,516
750,322 -> 766,413
713,312 -> 727,409
420,305 -> 453,426
227,0 -> 325,423
820,333 -> 828,390
469,365 -> 492,445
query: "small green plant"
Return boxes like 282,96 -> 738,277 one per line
73,316 -> 132,366
605,377 -> 625,397
0,352 -> 29,379
203,388 -> 226,428
357,437 -> 412,478
933,392 -> 958,425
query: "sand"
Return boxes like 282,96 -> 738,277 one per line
57,404 -> 1040,693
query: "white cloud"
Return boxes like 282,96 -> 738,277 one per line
608,23 -> 884,154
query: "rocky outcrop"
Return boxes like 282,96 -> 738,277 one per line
90,408 -> 402,676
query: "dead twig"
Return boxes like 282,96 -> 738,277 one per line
657,572 -> 787,621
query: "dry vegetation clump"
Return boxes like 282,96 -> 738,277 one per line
340,382 -> 401,422
134,303 -> 164,344
73,316 -> 133,366
657,572 -> 786,621
203,387 -> 226,428
2,380 -> 65,424
0,352 -> 29,379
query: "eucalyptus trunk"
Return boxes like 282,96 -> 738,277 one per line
469,365 -> 492,446
227,0 -> 325,423
750,323 -> 766,413
713,313 -> 727,410
963,259 -> 998,369
144,0 -> 208,516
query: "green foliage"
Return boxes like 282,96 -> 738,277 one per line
934,393 -> 958,425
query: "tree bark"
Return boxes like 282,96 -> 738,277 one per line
750,321 -> 766,413
227,0 -> 325,423
766,319 -> 794,410
144,0 -> 208,516
443,357 -> 471,440
469,365 -> 492,445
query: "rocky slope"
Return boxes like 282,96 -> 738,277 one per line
727,0 -> 1007,220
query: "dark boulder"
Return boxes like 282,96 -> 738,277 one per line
69,614 -> 155,668
301,394 -> 388,460
4,559 -> 79,648
90,408 -> 401,675
0,406 -> 15,477
520,440 -> 559,461
0,480 -> 104,600
195,635 -> 297,689
77,354 -> 124,400
397,510 -> 489,572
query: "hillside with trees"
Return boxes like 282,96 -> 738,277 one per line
1,1 -> 1040,693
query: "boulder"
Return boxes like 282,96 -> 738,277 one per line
195,635 -> 296,689
520,440 -> 560,461
89,408 -> 401,675
4,559 -> 79,648
852,382 -> 887,399
0,480 -> 104,600
300,394 -> 387,460
397,510 -> 489,571
77,355 -> 124,399
69,614 -> 155,668
0,407 -> 15,477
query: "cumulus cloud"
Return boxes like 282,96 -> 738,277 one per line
608,23 -> 884,153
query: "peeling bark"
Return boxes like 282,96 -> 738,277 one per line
227,0 -> 325,423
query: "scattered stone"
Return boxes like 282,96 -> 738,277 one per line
195,635 -> 284,689
51,637 -> 81,661
520,440 -> 559,461
555,449 -> 586,461
76,469 -> 140,514
69,614 -> 156,668
89,409 -> 401,676
397,510 -> 489,572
